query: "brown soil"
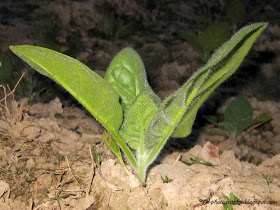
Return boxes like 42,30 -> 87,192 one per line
0,93 -> 279,209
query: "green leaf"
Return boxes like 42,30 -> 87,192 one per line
105,48 -> 160,111
0,55 -> 13,82
67,115 -> 76,120
170,103 -> 196,138
222,97 -> 272,138
103,131 -> 129,174
235,113 -> 271,138
198,22 -> 232,60
54,113 -> 65,120
161,175 -> 173,183
224,96 -> 253,124
226,0 -> 246,24
251,113 -> 272,125
204,115 -> 219,127
182,158 -> 215,167
222,96 -> 253,138
9,45 -> 123,133
221,121 -> 240,138
120,93 -> 158,150
181,31 -> 202,55
172,23 -> 267,138
145,23 -> 267,162
92,143 -> 101,166
170,23 -> 268,139
223,192 -> 239,210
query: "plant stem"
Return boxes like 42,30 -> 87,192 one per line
111,131 -> 138,171
136,155 -> 147,184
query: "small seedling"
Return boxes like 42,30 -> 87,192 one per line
263,175 -> 273,187
10,23 -> 267,184
41,187 -> 49,197
69,127 -> 83,136
184,22 -> 232,62
182,157 -> 215,167
49,191 -> 69,209
161,175 -> 173,183
182,0 -> 247,62
55,152 -> 65,166
92,142 -> 102,167
223,192 -> 240,210
205,96 -> 272,138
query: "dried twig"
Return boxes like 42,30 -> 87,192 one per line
65,156 -> 80,186
61,189 -> 86,193
55,168 -> 66,188
33,201 -> 51,210
246,122 -> 265,134
107,189 -> 112,207
29,198 -> 33,210
87,143 -> 96,196
173,154 -> 181,166
0,72 -> 24,104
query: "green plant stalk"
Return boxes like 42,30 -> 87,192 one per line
136,119 -> 149,183
111,131 -> 137,170
109,125 -> 147,183
137,156 -> 147,184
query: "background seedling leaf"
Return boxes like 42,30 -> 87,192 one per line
222,97 -> 272,138
198,22 -> 231,60
207,97 -> 272,138
224,96 -> 253,124
120,93 -> 158,150
10,45 -> 123,132
145,23 -> 267,163
252,113 -> 272,124
226,0 -> 246,24
223,113 -> 272,138
204,115 -> 219,127
105,47 -> 160,111
223,96 -> 253,138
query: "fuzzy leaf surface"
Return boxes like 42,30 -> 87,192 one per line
10,45 -> 123,132
224,96 -> 253,124
105,48 -> 160,111
120,93 -> 158,150
145,23 -> 268,155
222,97 -> 272,138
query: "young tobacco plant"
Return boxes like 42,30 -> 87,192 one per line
205,96 -> 272,138
10,22 -> 267,184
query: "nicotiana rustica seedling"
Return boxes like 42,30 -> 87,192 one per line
205,96 -> 272,138
10,22 -> 267,184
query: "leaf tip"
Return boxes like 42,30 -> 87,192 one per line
254,22 -> 269,30
9,45 -> 26,55
9,45 -> 16,52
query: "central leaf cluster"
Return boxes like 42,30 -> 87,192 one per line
104,48 -> 160,157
